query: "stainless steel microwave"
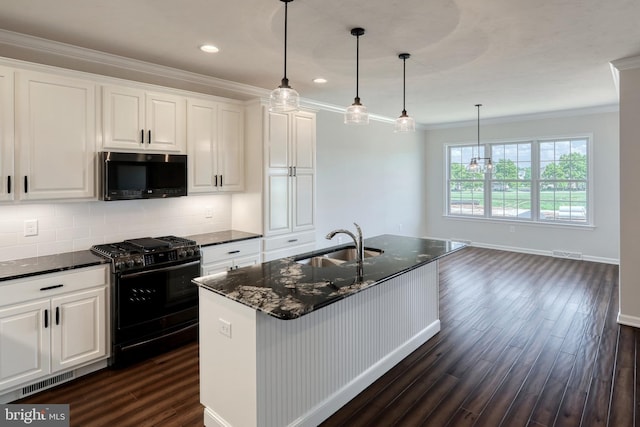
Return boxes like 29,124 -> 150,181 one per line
99,152 -> 187,201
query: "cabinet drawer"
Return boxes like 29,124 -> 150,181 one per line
263,231 -> 315,252
0,266 -> 108,307
201,239 -> 261,264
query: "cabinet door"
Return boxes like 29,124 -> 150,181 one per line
234,254 -> 260,269
266,171 -> 292,235
16,71 -> 96,200
0,300 -> 50,391
266,111 -> 290,170
0,66 -> 14,201
293,171 -> 315,231
51,287 -> 106,372
292,112 -> 315,172
218,103 -> 244,191
202,260 -> 234,277
102,85 -> 145,149
187,99 -> 218,193
146,92 -> 186,152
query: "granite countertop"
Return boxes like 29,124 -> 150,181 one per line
0,251 -> 109,282
186,230 -> 262,247
0,229 -> 262,283
193,234 -> 467,320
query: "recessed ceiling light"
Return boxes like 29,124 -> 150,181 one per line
313,78 -> 327,84
200,44 -> 219,53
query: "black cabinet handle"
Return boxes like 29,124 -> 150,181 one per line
228,250 -> 240,255
148,130 -> 151,144
7,176 -> 10,194
141,129 -> 144,144
24,176 -> 28,193
40,284 -> 64,291
55,307 -> 60,325
293,166 -> 296,177
214,175 -> 218,187
44,309 -> 48,328
288,239 -> 298,243
220,175 -> 223,187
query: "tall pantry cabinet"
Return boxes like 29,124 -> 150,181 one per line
239,102 -> 316,261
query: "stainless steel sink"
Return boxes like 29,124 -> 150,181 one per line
295,246 -> 383,267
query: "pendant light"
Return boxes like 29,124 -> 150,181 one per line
468,104 -> 493,173
394,53 -> 415,133
269,0 -> 299,112
344,28 -> 369,125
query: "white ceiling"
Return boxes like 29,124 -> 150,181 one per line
0,0 -> 638,125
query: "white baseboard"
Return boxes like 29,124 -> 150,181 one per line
617,312 -> 640,328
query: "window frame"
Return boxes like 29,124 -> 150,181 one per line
445,135 -> 593,227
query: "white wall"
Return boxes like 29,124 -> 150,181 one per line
313,110 -> 427,249
424,110 -> 619,263
0,195 -> 232,262
617,57 -> 640,327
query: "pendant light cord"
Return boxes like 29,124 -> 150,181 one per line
283,1 -> 288,81
355,32 -> 360,101
476,104 -> 481,155
402,56 -> 407,113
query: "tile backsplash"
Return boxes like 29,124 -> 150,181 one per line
0,195 -> 232,262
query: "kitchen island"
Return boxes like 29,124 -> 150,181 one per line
193,235 -> 465,427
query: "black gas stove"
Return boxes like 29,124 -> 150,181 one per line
91,235 -> 201,367
91,235 -> 200,273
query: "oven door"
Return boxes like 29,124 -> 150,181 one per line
116,259 -> 200,332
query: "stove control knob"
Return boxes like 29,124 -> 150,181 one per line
178,250 -> 186,258
126,259 -> 135,268
186,248 -> 194,257
115,261 -> 125,271
134,257 -> 143,266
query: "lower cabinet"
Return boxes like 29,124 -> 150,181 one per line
201,239 -> 261,276
0,266 -> 108,397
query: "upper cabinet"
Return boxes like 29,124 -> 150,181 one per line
0,66 -> 14,202
102,85 -> 186,153
187,98 -> 244,193
265,110 -> 316,236
15,70 -> 96,200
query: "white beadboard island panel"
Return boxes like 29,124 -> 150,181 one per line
199,261 -> 439,427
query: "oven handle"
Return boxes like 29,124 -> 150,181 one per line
118,260 -> 201,280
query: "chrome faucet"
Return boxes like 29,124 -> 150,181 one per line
326,222 -> 364,265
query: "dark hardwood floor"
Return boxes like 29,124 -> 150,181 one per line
18,247 -> 632,426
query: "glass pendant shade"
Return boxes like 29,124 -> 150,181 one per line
269,0 -> 299,113
345,98 -> 369,124
395,53 -> 415,133
394,110 -> 415,133
270,79 -> 299,113
345,28 -> 368,125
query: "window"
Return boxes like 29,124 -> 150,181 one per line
447,137 -> 590,225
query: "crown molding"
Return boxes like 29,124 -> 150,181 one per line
424,104 -> 619,130
611,55 -> 640,71
0,29 -> 268,99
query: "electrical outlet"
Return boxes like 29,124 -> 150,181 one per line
204,207 -> 213,219
219,318 -> 231,338
24,219 -> 38,237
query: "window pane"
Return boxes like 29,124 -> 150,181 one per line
491,181 -> 532,218
449,181 -> 485,216
537,138 -> 588,223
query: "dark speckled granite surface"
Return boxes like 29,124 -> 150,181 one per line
186,230 -> 262,247
0,230 -> 262,282
0,251 -> 109,282
193,234 -> 466,320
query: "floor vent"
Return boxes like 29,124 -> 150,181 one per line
552,250 -> 583,260
21,371 -> 74,397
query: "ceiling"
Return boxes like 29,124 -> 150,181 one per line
0,0 -> 639,125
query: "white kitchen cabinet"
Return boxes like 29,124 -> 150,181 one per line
0,66 -> 14,201
187,98 -> 244,193
0,266 -> 108,396
201,239 -> 261,276
15,70 -> 96,200
102,85 -> 186,152
265,110 -> 316,235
